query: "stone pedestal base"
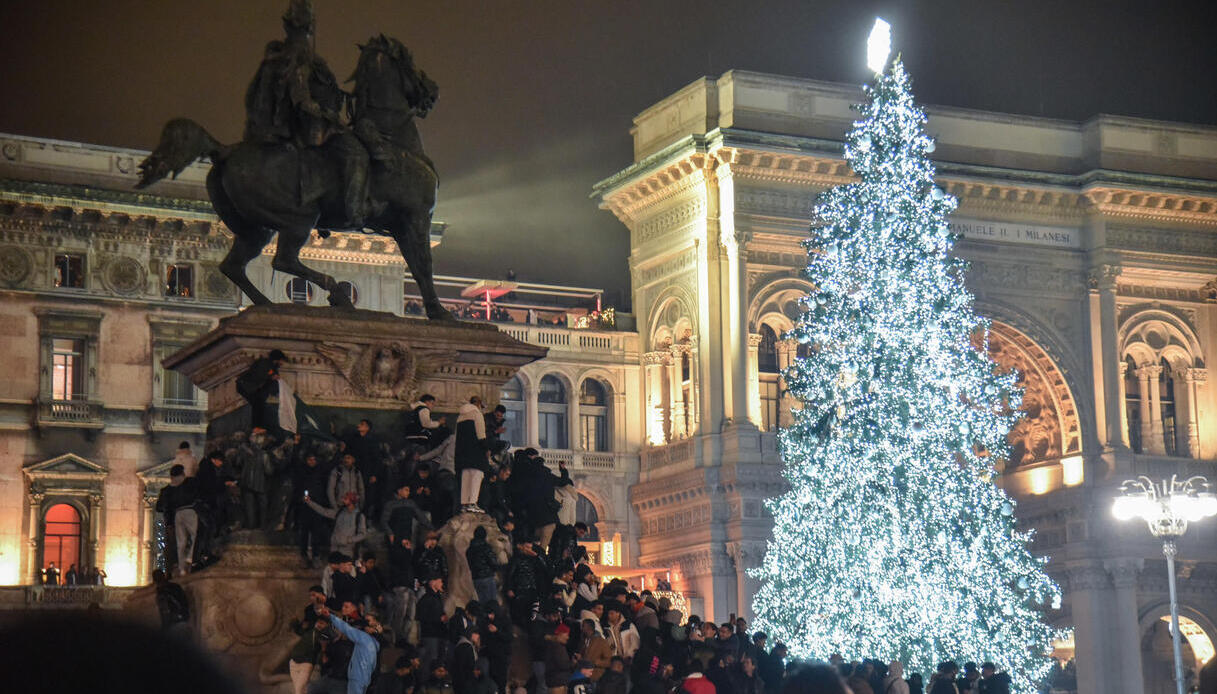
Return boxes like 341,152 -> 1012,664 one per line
125,539 -> 314,693
438,511 -> 512,609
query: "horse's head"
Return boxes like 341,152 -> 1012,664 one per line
350,35 -> 438,121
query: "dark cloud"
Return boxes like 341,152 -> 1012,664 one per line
2,0 -> 1214,310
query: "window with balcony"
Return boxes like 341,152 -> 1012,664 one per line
501,376 -> 526,449
538,374 -> 568,450
579,379 -> 610,452
51,339 -> 85,401
286,278 -> 314,304
54,254 -> 86,289
164,263 -> 194,297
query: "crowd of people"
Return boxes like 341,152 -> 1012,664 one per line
150,351 -> 1030,694
37,562 -> 107,587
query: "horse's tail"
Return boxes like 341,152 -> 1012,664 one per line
135,118 -> 229,189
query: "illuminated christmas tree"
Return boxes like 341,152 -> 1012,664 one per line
750,25 -> 1061,693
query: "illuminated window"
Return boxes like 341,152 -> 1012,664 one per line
54,254 -> 85,289
42,503 -> 82,575
336,281 -> 359,307
538,375 -> 568,449
500,376 -> 526,448
286,278 -> 314,304
51,339 -> 85,401
579,379 -> 610,452
164,264 -> 193,297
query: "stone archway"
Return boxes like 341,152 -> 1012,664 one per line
1139,605 -> 1216,694
975,322 -> 1083,469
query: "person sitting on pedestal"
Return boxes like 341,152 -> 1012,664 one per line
405,394 -> 447,450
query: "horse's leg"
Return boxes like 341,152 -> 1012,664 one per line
393,210 -> 452,321
271,228 -> 353,308
220,228 -> 275,305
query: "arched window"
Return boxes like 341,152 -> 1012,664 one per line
1124,357 -> 1142,454
758,325 -> 781,431
579,379 -> 610,452
758,325 -> 780,374
500,376 -> 526,449
43,503 -> 81,579
537,375 -> 568,449
1160,358 -> 1178,457
575,494 -> 600,541
286,278 -> 314,304
336,281 -> 359,307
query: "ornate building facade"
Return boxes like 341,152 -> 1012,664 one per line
0,134 -> 643,609
595,71 -> 1217,694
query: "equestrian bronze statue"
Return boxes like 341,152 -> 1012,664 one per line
136,0 -> 451,320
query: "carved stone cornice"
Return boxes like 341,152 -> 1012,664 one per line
602,153 -> 713,223
642,350 -> 672,366
1066,562 -> 1111,591
1105,225 -> 1217,257
945,180 -> 1087,225
1084,187 -> 1217,228
1087,264 -> 1123,292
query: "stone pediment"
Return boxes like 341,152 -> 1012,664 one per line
24,453 -> 107,478
137,459 -> 177,483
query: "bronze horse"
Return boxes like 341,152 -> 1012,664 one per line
136,36 -> 451,320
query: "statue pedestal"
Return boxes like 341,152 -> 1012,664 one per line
163,304 -> 547,435
130,307 -> 546,691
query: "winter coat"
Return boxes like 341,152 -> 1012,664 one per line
466,535 -> 499,580
293,461 -> 329,501
544,639 -> 574,688
416,588 -> 447,638
883,663 -> 910,694
328,464 -> 365,508
306,499 -> 367,551
381,496 -> 430,543
729,668 -> 765,694
329,615 -> 381,694
455,402 -> 489,473
452,637 -> 479,694
506,551 -> 549,596
578,633 -> 613,680
597,670 -> 629,694
977,674 -> 1010,694
238,444 -> 274,493
414,545 -> 448,582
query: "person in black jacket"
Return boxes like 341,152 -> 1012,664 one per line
452,629 -> 481,694
346,419 -> 387,522
478,465 -> 513,528
382,482 -> 431,550
236,349 -> 286,433
506,541 -> 550,627
152,569 -> 190,633
479,603 -> 512,693
416,576 -> 449,669
413,531 -> 448,586
293,452 -> 330,568
466,525 -> 501,606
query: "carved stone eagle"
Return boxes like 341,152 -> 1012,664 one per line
316,341 -> 454,401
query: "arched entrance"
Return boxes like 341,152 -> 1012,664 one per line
1140,608 -> 1215,694
974,321 -> 1083,470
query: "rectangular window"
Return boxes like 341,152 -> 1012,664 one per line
538,411 -> 568,449
760,375 -> 780,431
165,264 -> 194,297
51,338 -> 85,400
162,367 -> 196,406
54,254 -> 85,289
581,413 -> 608,452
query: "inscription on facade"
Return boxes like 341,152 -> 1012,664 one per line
950,217 -> 1080,249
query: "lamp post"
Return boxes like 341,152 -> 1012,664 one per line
1112,475 -> 1217,694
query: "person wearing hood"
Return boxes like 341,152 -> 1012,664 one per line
452,629 -> 481,694
455,395 -> 491,512
883,662 -> 910,694
467,525 -> 501,606
469,658 -> 498,694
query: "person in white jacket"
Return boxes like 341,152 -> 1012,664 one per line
605,602 -> 640,662
455,396 -> 490,511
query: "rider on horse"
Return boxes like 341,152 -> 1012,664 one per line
244,0 -> 370,227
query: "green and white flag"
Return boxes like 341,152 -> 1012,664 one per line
278,380 -> 334,441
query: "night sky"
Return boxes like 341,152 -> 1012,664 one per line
1,0 -> 1214,310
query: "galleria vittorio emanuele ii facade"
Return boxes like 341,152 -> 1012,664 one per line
1,68 -> 1214,694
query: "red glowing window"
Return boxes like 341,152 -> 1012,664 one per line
43,503 -> 82,572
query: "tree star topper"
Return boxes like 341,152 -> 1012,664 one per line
867,17 -> 892,74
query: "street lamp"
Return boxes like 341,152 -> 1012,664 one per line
1113,475 -> 1217,694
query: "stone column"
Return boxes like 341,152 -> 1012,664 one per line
643,351 -> 669,445
669,345 -> 688,439
747,333 -> 762,428
88,492 -> 104,570
568,383 -> 581,451
1067,561 -> 1115,694
25,490 -> 44,584
775,340 -> 797,428
1104,558 -> 1146,691
1183,368 -> 1207,458
1117,361 -> 1129,448
726,541 -> 765,622
1135,365 -> 1155,454
1143,364 -> 1166,455
139,489 -> 158,584
525,380 -> 540,448
1089,264 -> 1123,448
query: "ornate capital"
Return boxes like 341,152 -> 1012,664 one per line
1067,562 -> 1111,591
1104,558 -> 1144,589
1135,364 -> 1163,380
1087,264 -> 1122,292
747,333 -> 762,348
1185,368 -> 1208,386
642,351 -> 671,366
